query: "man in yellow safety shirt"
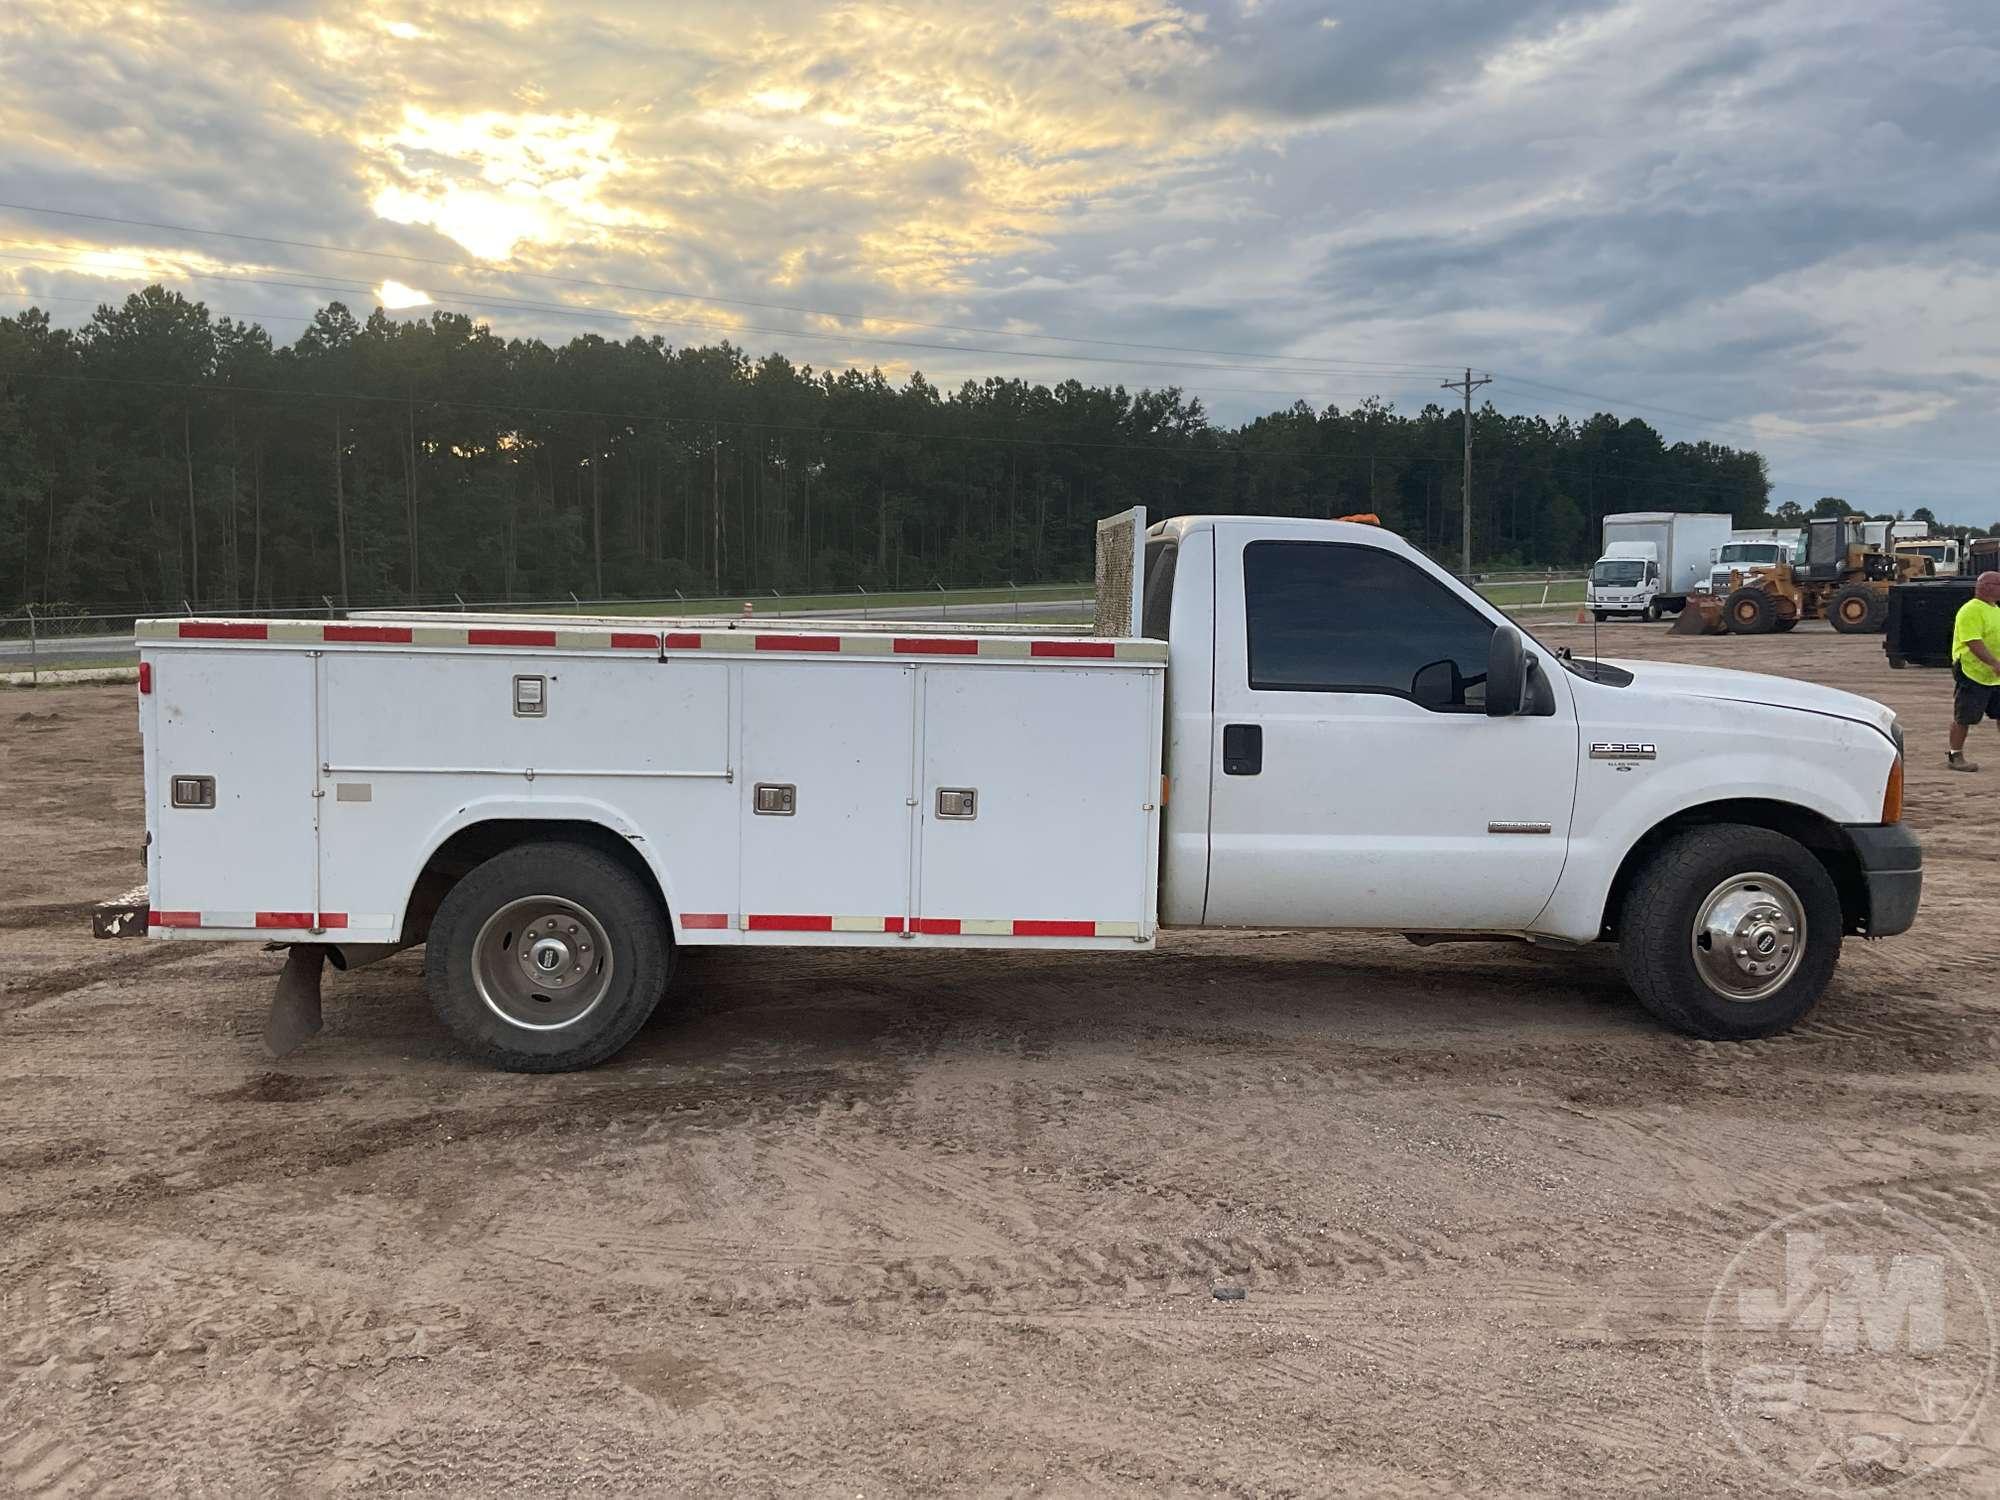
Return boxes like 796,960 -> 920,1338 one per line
1948,570 -> 2000,772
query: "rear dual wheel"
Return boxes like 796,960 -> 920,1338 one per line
425,841 -> 671,1071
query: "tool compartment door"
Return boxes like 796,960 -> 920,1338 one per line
915,664 -> 1157,939
737,659 -> 917,933
151,649 -> 319,926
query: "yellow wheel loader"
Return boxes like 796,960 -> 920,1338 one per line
1676,516 -> 1931,636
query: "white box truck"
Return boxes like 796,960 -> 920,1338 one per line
102,510 -> 1920,1071
1588,511 -> 1734,621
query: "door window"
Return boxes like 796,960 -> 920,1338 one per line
1243,541 -> 1495,711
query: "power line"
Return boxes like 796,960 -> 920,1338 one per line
0,365 -> 1788,497
0,290 -> 1442,412
11,230 -> 1987,492
6,205 -> 1985,489
0,242 -> 1459,387
0,201 -> 1458,376
0,312 -> 1915,505
1497,371 -> 1985,466
1442,369 -> 1494,574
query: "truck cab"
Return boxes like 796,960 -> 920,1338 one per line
1143,514 -> 1918,1040
1708,533 -> 1801,596
1895,538 -> 1960,578
1587,543 -> 1661,621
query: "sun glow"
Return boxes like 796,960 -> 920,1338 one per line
377,279 -> 431,309
365,107 -> 626,260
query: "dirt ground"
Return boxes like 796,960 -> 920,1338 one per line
2,620 -> 1997,1497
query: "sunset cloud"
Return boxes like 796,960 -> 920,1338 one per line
1,0 -> 1996,516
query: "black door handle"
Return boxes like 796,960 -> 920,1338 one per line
1222,723 -> 1262,776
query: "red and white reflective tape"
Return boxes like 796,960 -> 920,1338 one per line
138,619 -> 1166,663
140,620 -> 660,652
664,631 -> 1160,662
707,913 -> 1142,938
147,909 -> 390,933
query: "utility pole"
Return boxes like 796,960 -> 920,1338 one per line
1441,368 -> 1492,575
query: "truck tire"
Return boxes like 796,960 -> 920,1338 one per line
1829,584 -> 1885,634
424,841 -> 671,1071
1593,610 -> 1609,623
1724,587 -> 1777,635
1644,599 -> 1663,622
1618,825 -> 1841,1041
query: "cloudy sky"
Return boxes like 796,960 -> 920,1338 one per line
3,0 -> 1996,519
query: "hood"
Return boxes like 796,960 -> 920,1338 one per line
1599,659 -> 1897,741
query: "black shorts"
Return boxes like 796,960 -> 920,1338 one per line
1954,665 -> 2000,727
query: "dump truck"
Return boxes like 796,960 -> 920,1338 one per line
1884,537 -> 2000,667
97,508 -> 1919,1070
1681,515 -> 1932,635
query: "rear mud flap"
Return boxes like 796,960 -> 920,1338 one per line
266,945 -> 327,1057
92,885 -> 150,938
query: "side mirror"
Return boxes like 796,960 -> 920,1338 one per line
1486,627 -> 1525,717
1411,657 -> 1462,709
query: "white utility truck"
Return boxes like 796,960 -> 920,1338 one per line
103,510 -> 1920,1071
1706,530 -> 1804,598
1588,511 -> 1734,621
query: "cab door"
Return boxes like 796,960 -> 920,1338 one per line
1202,528 -> 1578,931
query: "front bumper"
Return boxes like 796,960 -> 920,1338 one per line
1844,823 -> 1922,937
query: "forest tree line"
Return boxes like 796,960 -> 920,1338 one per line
1,286 -> 1787,615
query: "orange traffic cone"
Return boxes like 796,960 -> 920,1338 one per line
1575,608 -> 1588,623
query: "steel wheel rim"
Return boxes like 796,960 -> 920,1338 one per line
1691,872 -> 1806,1003
471,895 -> 616,1032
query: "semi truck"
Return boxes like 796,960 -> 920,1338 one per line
1894,536 -> 1961,578
1706,530 -> 1804,597
1587,512 -> 1734,621
101,509 -> 1920,1071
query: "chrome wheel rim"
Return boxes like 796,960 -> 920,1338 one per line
471,895 -> 615,1032
1691,872 -> 1805,1003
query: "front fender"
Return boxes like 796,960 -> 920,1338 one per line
1532,703 -> 1893,941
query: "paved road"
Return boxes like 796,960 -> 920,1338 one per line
0,632 -> 136,664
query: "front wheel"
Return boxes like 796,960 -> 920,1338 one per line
425,841 -> 671,1071
1593,610 -> 1609,623
1724,587 -> 1777,635
1644,599 -> 1663,622
1618,825 -> 1842,1040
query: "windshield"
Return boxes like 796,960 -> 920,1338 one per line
1591,560 -> 1646,586
1718,543 -> 1782,565
1906,544 -> 1950,563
